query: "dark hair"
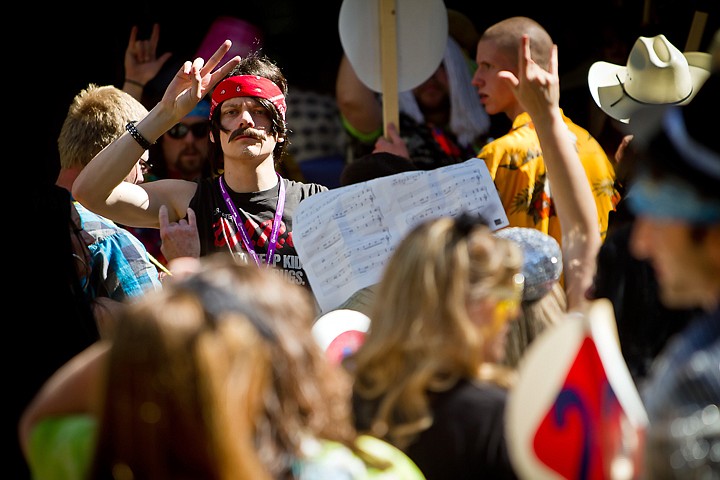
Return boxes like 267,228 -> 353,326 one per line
340,152 -> 419,186
209,51 -> 290,175
149,132 -> 213,181
15,185 -> 99,478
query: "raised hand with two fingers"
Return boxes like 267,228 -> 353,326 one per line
159,40 -> 240,122
497,34 -> 560,124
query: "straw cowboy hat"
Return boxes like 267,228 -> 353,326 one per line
588,34 -> 711,123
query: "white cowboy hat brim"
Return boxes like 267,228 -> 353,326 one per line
588,52 -> 712,123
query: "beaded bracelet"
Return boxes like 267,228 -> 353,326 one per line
126,121 -> 155,150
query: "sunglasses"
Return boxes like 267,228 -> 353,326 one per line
167,122 -> 209,139
491,273 -> 525,331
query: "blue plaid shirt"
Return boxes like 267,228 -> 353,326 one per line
74,202 -> 161,301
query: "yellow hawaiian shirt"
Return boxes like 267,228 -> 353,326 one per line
478,111 -> 620,244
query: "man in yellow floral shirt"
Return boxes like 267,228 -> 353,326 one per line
472,16 -> 619,244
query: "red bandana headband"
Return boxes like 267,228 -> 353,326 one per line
210,75 -> 286,121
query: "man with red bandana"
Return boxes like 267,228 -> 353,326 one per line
73,43 -> 327,289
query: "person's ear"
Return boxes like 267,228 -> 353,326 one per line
210,132 -> 215,143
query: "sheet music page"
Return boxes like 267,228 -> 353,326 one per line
294,158 -> 508,312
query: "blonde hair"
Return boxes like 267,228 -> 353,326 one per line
57,84 -> 148,170
480,16 -> 554,71
350,215 -> 523,449
90,255 -> 357,479
503,281 -> 567,368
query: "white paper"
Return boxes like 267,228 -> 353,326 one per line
293,158 -> 508,312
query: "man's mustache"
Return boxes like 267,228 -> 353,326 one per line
228,128 -> 267,142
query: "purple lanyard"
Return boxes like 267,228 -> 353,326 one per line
218,173 -> 286,267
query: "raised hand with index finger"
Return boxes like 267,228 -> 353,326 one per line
498,34 -> 560,123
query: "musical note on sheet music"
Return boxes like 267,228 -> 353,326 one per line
294,158 -> 508,312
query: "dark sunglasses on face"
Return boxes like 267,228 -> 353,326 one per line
167,122 -> 210,139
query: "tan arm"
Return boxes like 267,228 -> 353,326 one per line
72,135 -> 197,229
336,54 -> 384,136
533,107 -> 600,312
499,36 -> 600,312
19,342 -> 109,459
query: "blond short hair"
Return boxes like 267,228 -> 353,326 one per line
57,84 -> 148,169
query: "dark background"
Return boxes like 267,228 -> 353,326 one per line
31,0 -> 718,177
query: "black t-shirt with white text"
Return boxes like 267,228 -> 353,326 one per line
190,176 -> 327,287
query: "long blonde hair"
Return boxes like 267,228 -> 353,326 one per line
503,281 -> 567,368
350,215 -> 523,449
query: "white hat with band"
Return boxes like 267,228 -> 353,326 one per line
588,34 -> 711,123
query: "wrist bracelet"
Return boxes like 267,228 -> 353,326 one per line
124,78 -> 145,88
126,121 -> 155,150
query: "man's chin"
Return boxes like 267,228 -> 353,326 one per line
178,157 -> 203,167
659,288 -> 702,310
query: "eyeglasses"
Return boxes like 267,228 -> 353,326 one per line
139,158 -> 153,174
167,122 -> 210,139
